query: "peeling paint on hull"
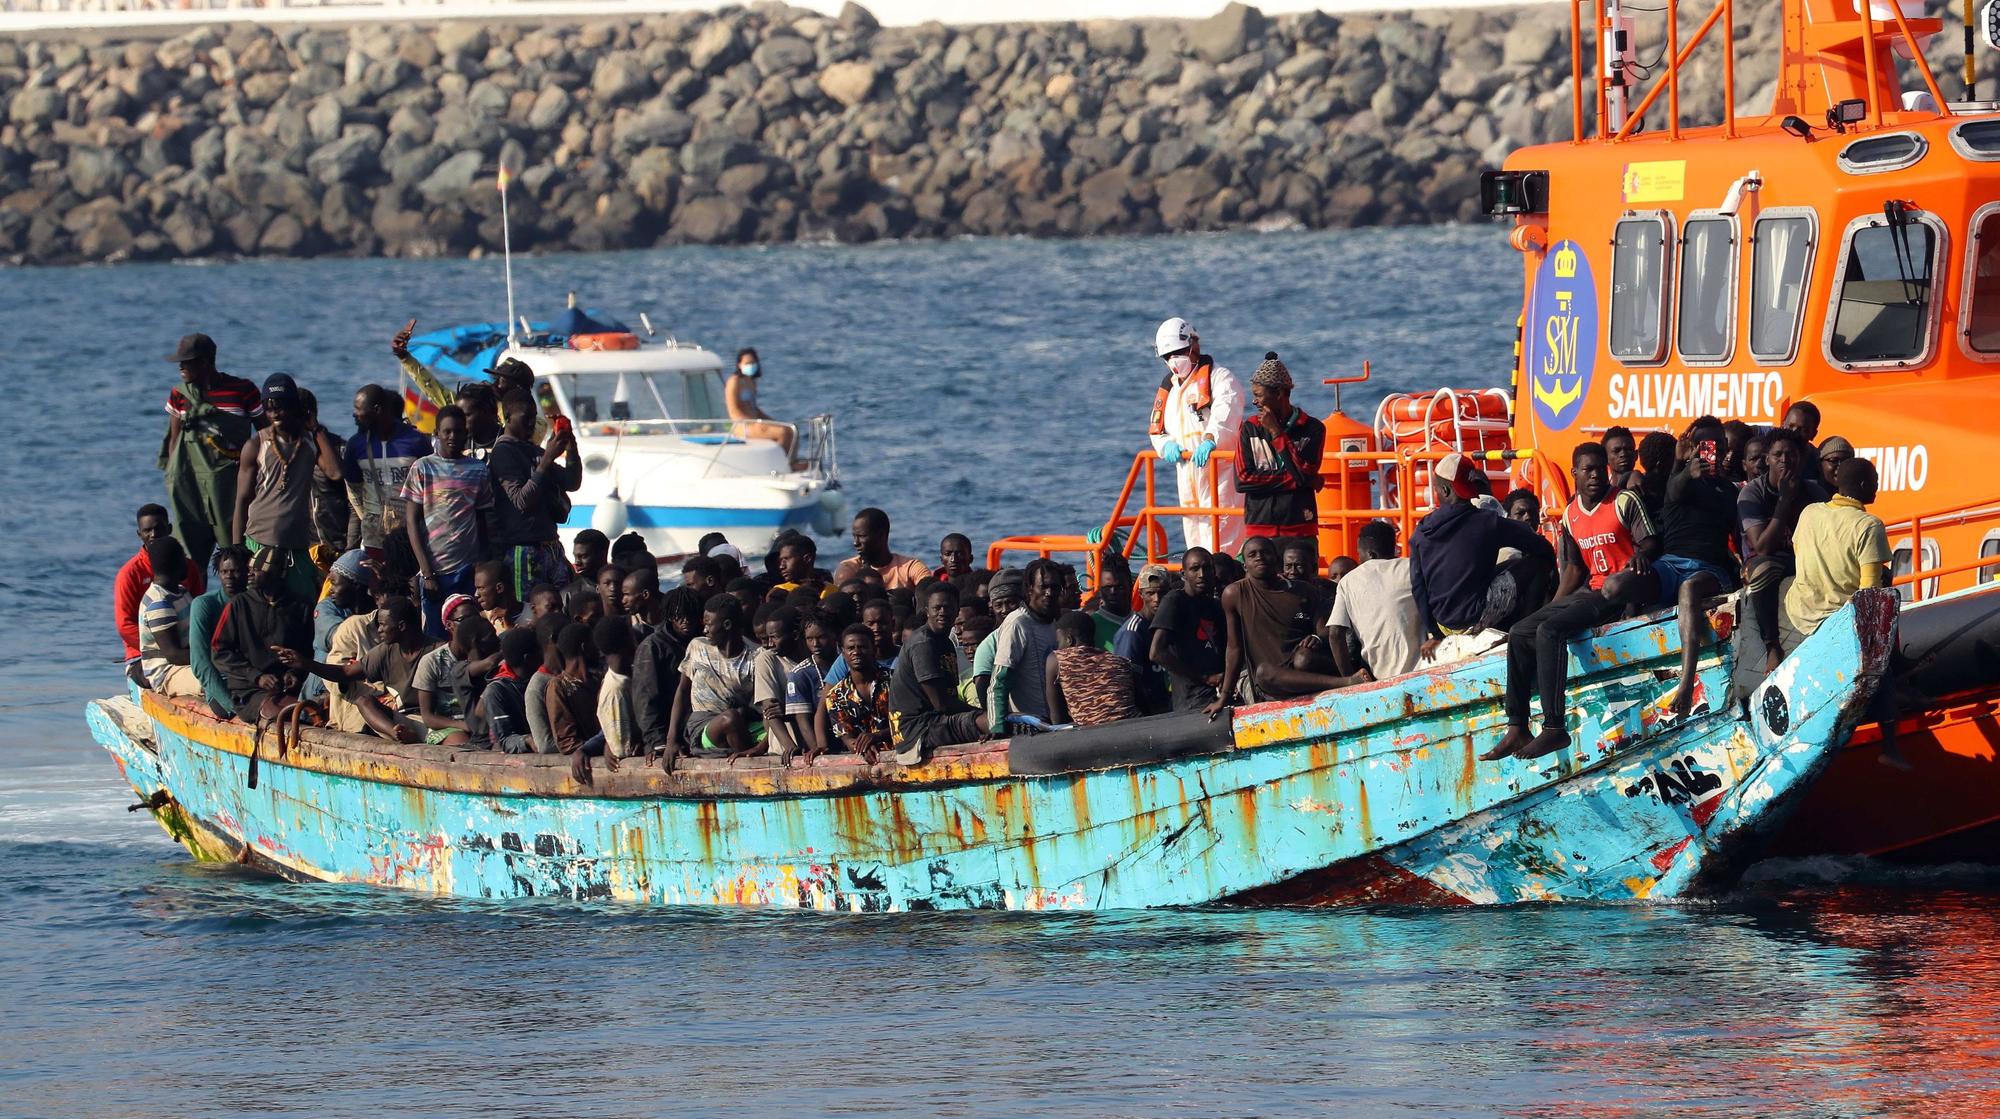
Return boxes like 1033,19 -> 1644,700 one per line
86,594 -> 1893,911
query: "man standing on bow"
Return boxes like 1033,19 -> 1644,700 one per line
1148,317 -> 1243,553
159,332 -> 265,574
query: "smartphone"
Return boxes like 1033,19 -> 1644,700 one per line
1697,439 -> 1719,467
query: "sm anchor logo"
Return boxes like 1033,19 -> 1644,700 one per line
1526,240 -> 1598,431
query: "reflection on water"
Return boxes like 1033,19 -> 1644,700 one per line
6,826 -> 2000,1118
5,231 -> 2000,1116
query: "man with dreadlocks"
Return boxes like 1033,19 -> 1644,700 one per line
1234,352 -> 1327,564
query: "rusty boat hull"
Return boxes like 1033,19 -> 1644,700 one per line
86,593 -> 1893,911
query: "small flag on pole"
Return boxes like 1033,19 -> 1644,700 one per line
496,163 -> 511,193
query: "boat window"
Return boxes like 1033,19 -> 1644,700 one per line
1950,119 -> 2000,161
679,369 -> 730,423
1749,213 -> 1815,363
1828,211 -> 1944,368
1890,539 -> 1941,601
1609,214 -> 1671,363
1982,534 -> 2000,584
1836,132 -> 1927,175
1964,206 -> 2000,353
1676,216 -> 1736,363
549,371 -> 676,424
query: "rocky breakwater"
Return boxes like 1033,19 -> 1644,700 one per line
5,2 -> 1614,264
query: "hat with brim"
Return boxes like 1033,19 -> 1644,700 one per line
262,372 -> 300,405
1135,564 -> 1171,592
1817,435 -> 1855,460
1435,452 -> 1487,500
165,333 -> 216,363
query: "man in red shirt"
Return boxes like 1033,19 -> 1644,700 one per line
1488,441 -> 1660,761
159,332 -> 265,573
1234,354 -> 1327,563
113,504 -> 206,671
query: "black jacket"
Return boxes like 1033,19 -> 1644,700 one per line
1409,503 -> 1554,637
211,590 -> 312,707
631,625 -> 686,752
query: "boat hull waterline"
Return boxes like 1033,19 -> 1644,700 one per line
87,593 -> 1892,911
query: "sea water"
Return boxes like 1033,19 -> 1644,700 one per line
3,227 -> 1998,1118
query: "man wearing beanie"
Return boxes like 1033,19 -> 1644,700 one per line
1235,352 -> 1327,565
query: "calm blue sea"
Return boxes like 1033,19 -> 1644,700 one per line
3,228 -> 1998,1118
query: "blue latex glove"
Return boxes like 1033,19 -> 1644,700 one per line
1158,438 -> 1183,464
1191,437 -> 1218,468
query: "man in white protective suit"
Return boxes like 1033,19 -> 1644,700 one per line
1147,317 -> 1244,553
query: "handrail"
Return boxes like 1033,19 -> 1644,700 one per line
987,443 -> 1575,585
1884,493 -> 2000,600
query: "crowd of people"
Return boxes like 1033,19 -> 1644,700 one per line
118,326 -> 1894,781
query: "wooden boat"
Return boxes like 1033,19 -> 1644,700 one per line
88,592 -> 1892,911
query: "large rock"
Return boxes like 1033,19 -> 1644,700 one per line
613,107 -> 694,151
8,87 -> 62,126
417,149 -> 484,204
434,22 -> 489,59
818,59 -> 878,107
66,145 -> 129,198
690,19 -> 745,71
591,54 -> 650,104
751,35 -> 815,75
306,131 -> 379,185
1187,2 -> 1265,64
672,195 -> 748,243
527,85 -> 573,131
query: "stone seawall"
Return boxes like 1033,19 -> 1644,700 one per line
0,0 -> 1802,264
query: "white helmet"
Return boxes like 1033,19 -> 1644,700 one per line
1155,317 -> 1194,357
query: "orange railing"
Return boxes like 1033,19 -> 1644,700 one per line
1577,0 -> 1944,144
1884,496 -> 2000,601
986,445 -> 1573,585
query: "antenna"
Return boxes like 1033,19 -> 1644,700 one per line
640,313 -> 656,337
497,162 -> 518,349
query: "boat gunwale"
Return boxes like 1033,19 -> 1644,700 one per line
117,603 -> 1714,805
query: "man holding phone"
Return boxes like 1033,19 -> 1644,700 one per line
488,388 -> 582,601
1653,417 -> 1743,719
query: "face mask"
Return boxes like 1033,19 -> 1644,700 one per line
741,362 -> 760,377
1165,354 -> 1195,378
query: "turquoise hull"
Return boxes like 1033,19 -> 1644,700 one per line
86,593 -> 1893,910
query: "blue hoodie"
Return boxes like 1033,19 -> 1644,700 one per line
1409,503 -> 1554,637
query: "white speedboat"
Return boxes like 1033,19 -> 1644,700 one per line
407,313 -> 841,561
529,341 -> 840,560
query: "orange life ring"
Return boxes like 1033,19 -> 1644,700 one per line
570,332 -> 640,351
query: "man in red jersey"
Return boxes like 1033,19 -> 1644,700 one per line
1487,441 -> 1660,762
113,504 -> 206,675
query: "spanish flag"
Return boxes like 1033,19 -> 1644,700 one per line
496,163 -> 511,193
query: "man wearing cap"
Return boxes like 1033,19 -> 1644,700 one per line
159,332 -> 266,573
1149,317 -> 1244,553
230,373 -> 343,604
1234,352 -> 1326,558
1409,452 -> 1554,658
304,548 -> 376,704
1113,563 -> 1173,713
1815,435 -> 1856,492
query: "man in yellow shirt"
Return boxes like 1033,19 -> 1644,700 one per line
1782,457 -> 1890,647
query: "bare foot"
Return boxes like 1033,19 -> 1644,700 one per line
1482,725 -> 1534,761
1877,743 -> 1916,772
1763,645 -> 1783,674
1516,729 -> 1572,759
